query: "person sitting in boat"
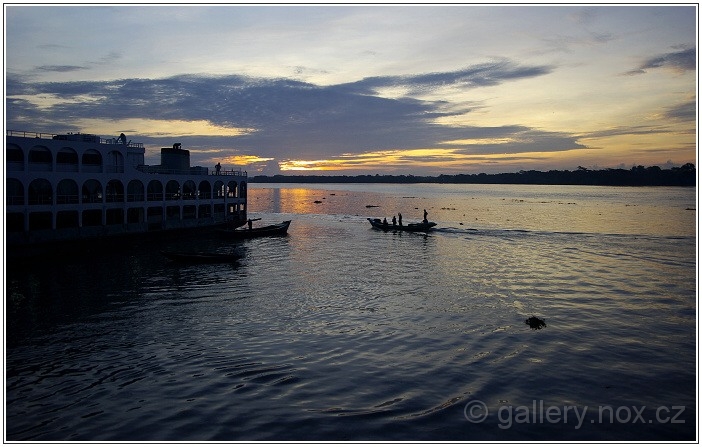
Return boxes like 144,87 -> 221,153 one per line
392,215 -> 397,227
247,218 -> 253,230
382,217 -> 388,227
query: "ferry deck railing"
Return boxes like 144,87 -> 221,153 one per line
136,166 -> 247,177
7,130 -> 144,148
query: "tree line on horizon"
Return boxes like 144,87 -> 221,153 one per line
249,163 -> 696,186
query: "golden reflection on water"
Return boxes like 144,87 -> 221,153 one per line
250,187 -> 329,215
249,184 -> 695,238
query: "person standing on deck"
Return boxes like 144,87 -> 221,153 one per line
215,162 -> 221,174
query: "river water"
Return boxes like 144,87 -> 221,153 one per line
5,183 -> 697,441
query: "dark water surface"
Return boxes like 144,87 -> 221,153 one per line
5,184 -> 697,441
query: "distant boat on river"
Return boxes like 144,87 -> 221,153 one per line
218,220 -> 291,239
368,218 -> 436,232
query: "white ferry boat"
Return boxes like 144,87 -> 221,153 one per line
6,130 -> 248,250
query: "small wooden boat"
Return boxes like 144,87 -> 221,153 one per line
218,220 -> 291,239
367,218 -> 437,232
161,250 -> 242,263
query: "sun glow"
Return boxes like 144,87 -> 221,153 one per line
221,155 -> 275,165
275,146 -> 615,174
441,137 -> 523,145
73,118 -> 255,138
279,148 -> 469,172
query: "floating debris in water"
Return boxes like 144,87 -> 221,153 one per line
314,200 -> 322,204
525,316 -> 546,330
365,205 -> 379,208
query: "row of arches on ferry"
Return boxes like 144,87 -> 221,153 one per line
7,144 -> 126,173
6,203 -> 244,232
6,178 -> 246,205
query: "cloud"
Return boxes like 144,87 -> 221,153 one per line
5,60 -> 584,170
625,47 -> 695,75
37,44 -> 70,50
663,100 -> 696,122
35,65 -> 88,73
340,60 -> 555,94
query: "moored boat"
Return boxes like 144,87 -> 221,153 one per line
367,217 -> 436,232
161,250 -> 242,263
218,220 -> 291,239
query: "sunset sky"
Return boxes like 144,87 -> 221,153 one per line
4,4 -> 697,175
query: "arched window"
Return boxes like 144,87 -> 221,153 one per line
165,180 -> 180,200
57,179 -> 79,204
7,144 -> 24,171
82,179 -> 103,203
198,180 -> 212,199
107,150 -> 124,173
227,181 -> 238,198
28,178 -> 52,205
106,179 -> 125,203
214,180 -> 225,198
240,181 -> 247,198
127,180 -> 145,202
182,180 -> 197,200
82,149 -> 102,173
147,180 -> 163,201
7,178 -> 24,206
29,146 -> 52,172
57,147 -> 79,172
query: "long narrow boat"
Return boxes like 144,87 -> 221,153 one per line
218,220 -> 291,239
161,250 -> 242,263
368,218 -> 437,232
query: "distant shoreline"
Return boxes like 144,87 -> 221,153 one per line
249,164 -> 696,187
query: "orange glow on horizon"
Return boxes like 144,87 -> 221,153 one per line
221,155 -> 275,165
276,133 -> 695,173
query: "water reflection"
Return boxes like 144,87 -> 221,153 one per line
251,187 -> 329,215
249,184 -> 695,237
